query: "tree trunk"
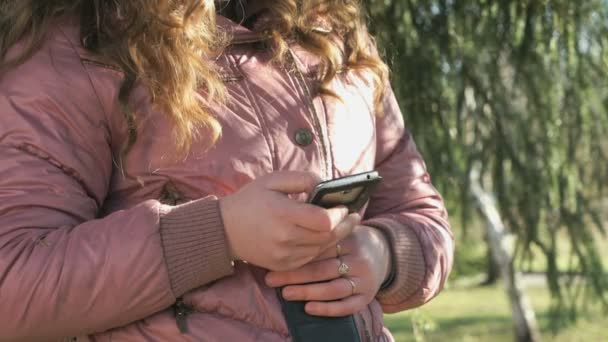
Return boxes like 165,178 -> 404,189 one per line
470,166 -> 542,342
482,243 -> 500,286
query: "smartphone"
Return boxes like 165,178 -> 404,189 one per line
307,171 -> 383,213
278,171 -> 382,342
278,294 -> 361,342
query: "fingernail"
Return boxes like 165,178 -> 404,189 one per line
305,303 -> 318,314
265,275 -> 276,287
282,288 -> 295,299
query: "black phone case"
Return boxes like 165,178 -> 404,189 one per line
308,171 -> 383,213
277,289 -> 361,342
278,171 -> 382,341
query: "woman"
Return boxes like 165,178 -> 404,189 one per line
0,1 -> 453,341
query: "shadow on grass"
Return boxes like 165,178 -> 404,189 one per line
387,309 -> 605,341
534,308 -> 601,336
384,284 -> 608,341
385,314 -> 513,341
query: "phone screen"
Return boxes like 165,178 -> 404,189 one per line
308,171 -> 382,212
315,186 -> 365,207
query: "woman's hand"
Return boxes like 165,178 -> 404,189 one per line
220,171 -> 361,272
264,225 -> 392,317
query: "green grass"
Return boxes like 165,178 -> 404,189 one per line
384,284 -> 608,342
409,217 -> 608,341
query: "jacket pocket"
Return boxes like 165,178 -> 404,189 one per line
354,313 -> 368,342
68,331 -> 112,342
369,300 -> 386,338
355,300 -> 386,342
355,307 -> 374,342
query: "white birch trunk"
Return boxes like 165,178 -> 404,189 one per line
470,166 -> 542,342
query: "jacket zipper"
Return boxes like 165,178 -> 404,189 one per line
288,45 -> 373,342
174,298 -> 195,333
287,50 -> 332,180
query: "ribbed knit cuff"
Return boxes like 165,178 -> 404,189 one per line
363,216 -> 426,309
159,196 -> 234,298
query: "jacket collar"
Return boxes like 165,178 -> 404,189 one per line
216,13 -> 334,46
216,15 -> 265,45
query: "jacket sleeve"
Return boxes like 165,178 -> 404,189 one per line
0,32 -> 233,341
363,84 -> 454,313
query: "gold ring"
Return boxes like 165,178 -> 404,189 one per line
338,259 -> 350,276
336,243 -> 343,257
346,278 -> 357,296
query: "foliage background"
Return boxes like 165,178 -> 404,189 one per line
366,0 -> 608,339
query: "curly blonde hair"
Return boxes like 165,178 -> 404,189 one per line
259,0 -> 388,108
0,0 -> 388,152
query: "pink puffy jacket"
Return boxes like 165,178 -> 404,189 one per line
0,14 -> 453,342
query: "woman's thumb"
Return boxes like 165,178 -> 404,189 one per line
262,171 -> 322,194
